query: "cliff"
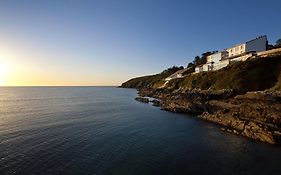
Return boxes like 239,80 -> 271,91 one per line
121,55 -> 281,145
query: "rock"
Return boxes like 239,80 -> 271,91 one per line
236,121 -> 245,131
150,99 -> 161,106
234,91 -> 281,102
136,88 -> 281,145
227,129 -> 232,132
258,132 -> 275,144
135,97 -> 149,103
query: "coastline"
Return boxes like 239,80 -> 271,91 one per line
133,88 -> 281,145
120,55 -> 281,145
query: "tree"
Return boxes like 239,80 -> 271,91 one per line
190,51 -> 218,67
193,56 -> 201,64
276,38 -> 281,47
187,62 -> 194,68
201,51 -> 212,59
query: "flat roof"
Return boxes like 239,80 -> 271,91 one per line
223,35 -> 267,50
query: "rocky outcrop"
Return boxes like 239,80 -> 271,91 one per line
137,88 -> 235,114
135,97 -> 149,103
199,112 -> 281,145
135,88 -> 281,145
199,91 -> 281,144
151,99 -> 161,106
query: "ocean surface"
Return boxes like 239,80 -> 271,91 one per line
0,87 -> 281,175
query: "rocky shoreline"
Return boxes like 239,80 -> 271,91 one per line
135,88 -> 281,145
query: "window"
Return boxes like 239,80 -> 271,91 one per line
230,49 -> 232,53
241,45 -> 243,49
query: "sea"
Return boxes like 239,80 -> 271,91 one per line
0,87 -> 281,175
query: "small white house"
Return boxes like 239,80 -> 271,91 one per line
165,77 -> 172,81
206,52 -> 222,64
195,66 -> 203,73
165,68 -> 189,81
226,43 -> 246,57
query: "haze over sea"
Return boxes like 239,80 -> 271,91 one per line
1,87 -> 281,175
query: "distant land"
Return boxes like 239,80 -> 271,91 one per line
121,36 -> 281,145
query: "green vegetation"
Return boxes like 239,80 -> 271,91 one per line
121,66 -> 183,88
187,51 -> 217,68
182,66 -> 196,76
168,56 -> 281,92
122,55 -> 281,92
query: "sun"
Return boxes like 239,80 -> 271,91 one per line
0,61 -> 9,86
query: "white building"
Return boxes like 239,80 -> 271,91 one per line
194,35 -> 268,73
226,43 -> 245,57
213,59 -> 230,70
203,64 -> 211,71
206,52 -> 221,64
195,66 -> 203,73
165,67 -> 190,81
225,35 -> 267,58
245,35 -> 267,53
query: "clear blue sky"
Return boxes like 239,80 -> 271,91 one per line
0,0 -> 280,86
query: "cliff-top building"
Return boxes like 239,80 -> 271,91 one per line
195,35 -> 268,73
225,35 -> 267,58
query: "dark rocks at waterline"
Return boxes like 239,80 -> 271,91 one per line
200,92 -> 281,145
135,97 -> 149,103
200,112 -> 281,145
135,88 -> 281,145
151,99 -> 161,106
135,97 -> 161,106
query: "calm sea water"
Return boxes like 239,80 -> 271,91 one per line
0,87 -> 281,175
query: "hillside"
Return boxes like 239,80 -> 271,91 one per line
121,55 -> 281,92
121,66 -> 183,89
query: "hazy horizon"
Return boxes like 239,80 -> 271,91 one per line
0,0 -> 281,86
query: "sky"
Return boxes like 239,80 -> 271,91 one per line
0,0 -> 281,86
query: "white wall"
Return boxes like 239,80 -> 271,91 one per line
203,64 -> 208,72
202,63 -> 213,72
213,60 -> 230,70
207,52 -> 222,63
195,67 -> 203,73
231,53 -> 254,62
226,43 -> 246,57
245,36 -> 267,52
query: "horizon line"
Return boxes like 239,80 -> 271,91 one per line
0,85 -> 119,87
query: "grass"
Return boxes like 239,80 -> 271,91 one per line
168,56 -> 281,92
121,66 -> 183,88
121,55 -> 281,92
